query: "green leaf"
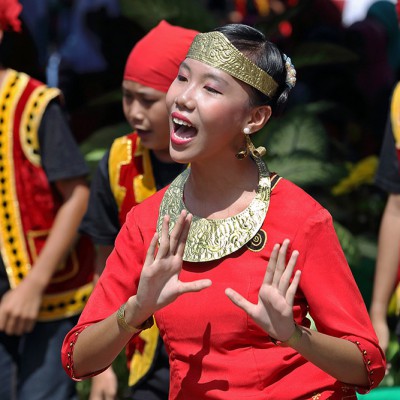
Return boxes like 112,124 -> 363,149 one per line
266,154 -> 345,187
259,113 -> 329,159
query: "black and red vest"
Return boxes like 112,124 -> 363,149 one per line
0,69 -> 94,321
108,132 -> 157,224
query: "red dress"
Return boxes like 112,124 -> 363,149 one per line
62,177 -> 385,399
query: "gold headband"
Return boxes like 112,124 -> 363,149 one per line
186,31 -> 278,98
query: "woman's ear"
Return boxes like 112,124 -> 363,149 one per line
247,105 -> 272,133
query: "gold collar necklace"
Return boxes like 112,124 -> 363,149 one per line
157,157 -> 271,262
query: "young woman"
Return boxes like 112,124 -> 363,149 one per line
62,24 -> 386,399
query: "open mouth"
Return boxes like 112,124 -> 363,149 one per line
172,117 -> 197,144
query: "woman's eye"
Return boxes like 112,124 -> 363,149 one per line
177,74 -> 188,82
205,86 -> 221,94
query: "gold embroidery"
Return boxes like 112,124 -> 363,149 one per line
133,141 -> 156,203
20,85 -> 60,166
247,229 -> 267,252
0,70 -> 32,288
187,32 -> 278,97
38,282 -> 93,321
109,135 -> 133,210
108,136 -> 157,209
157,157 -> 271,262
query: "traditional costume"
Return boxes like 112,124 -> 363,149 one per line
0,69 -> 93,400
0,69 -> 94,319
63,28 -> 385,399
64,167 -> 384,399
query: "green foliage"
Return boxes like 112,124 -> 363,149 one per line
264,114 -> 329,158
256,103 -> 347,188
267,154 -> 345,187
254,102 -> 375,268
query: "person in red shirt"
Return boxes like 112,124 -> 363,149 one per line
62,23 -> 386,399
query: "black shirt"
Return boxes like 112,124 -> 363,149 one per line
375,116 -> 400,194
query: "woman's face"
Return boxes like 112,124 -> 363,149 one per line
122,80 -> 170,154
166,58 -> 254,164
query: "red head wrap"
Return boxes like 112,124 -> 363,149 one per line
123,20 -> 198,93
0,0 -> 22,32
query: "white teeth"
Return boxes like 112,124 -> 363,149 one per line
173,117 -> 193,127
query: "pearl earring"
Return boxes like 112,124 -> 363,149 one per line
243,127 -> 250,135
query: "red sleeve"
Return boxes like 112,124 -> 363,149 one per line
294,208 -> 386,393
61,205 -> 149,379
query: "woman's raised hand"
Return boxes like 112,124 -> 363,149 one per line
225,239 -> 301,341
133,210 -> 212,318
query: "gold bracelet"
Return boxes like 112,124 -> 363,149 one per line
281,324 -> 303,347
270,323 -> 303,347
116,303 -> 154,334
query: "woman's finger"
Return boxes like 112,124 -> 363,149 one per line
144,233 -> 159,266
169,210 -> 188,255
263,244 -> 280,285
175,213 -> 192,256
272,239 -> 290,287
225,288 -> 255,315
286,270 -> 301,308
179,278 -> 212,295
278,250 -> 299,294
156,215 -> 171,259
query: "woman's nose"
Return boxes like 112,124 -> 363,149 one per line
174,87 -> 195,110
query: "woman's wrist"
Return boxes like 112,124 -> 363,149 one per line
270,323 -> 303,348
116,302 -> 154,334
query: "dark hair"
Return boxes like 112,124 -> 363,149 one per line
214,24 -> 291,114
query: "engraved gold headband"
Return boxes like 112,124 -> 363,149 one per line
186,31 -> 278,98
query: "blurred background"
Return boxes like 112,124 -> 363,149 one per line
4,0 -> 400,398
